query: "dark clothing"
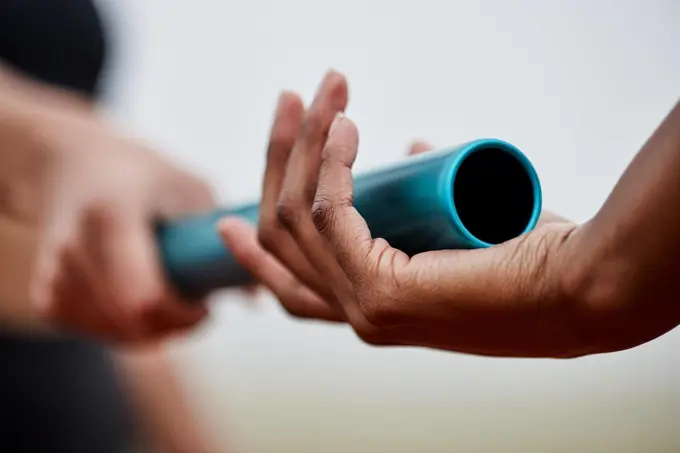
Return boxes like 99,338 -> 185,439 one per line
0,1 -> 136,452
0,332 -> 135,453
0,0 -> 107,96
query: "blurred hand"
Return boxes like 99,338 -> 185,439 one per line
220,70 -> 592,358
18,95 -> 213,343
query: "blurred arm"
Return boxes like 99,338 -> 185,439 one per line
0,62 -> 82,330
0,217 -> 50,331
1,63 -> 225,451
115,344 -> 226,453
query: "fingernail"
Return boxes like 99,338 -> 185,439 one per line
330,112 -> 344,135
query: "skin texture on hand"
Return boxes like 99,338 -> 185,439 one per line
219,71 -> 680,358
0,65 -> 211,344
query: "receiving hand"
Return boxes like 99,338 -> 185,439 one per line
220,70 -> 591,358
219,87 -> 436,324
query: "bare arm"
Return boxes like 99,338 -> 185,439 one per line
1,64 -> 229,451
563,100 -> 680,352
219,71 -> 680,358
116,344 -> 225,453
0,61 -> 210,343
0,65 -> 52,328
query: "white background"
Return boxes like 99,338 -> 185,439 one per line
96,1 -> 680,452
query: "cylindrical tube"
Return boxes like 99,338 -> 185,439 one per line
155,138 -> 542,299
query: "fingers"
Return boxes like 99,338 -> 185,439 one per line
34,202 -> 207,343
85,205 -> 208,338
274,71 -> 352,293
255,71 -> 387,338
268,77 -> 399,341
218,217 -> 344,322
312,115 -> 373,278
261,91 -> 305,208
281,71 -> 349,204
45,236 -> 123,342
257,91 -> 332,299
33,205 -> 140,342
407,141 -> 433,155
307,116 -> 582,355
313,115 -> 412,292
258,72 -> 350,305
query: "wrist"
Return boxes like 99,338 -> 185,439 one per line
557,220 -> 680,355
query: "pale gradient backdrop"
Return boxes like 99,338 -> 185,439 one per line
95,1 -> 680,452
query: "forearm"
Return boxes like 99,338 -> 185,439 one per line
0,61 -> 93,118
0,63 -> 92,330
0,66 -> 51,329
0,61 -> 71,225
565,100 -> 680,350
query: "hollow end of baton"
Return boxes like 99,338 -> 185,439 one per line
448,140 -> 542,247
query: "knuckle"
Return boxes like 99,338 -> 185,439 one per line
300,112 -> 324,142
276,199 -> 303,231
267,132 -> 294,160
257,222 -> 283,252
258,211 -> 281,230
311,195 -> 334,236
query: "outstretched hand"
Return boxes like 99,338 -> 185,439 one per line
220,70 -> 592,358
